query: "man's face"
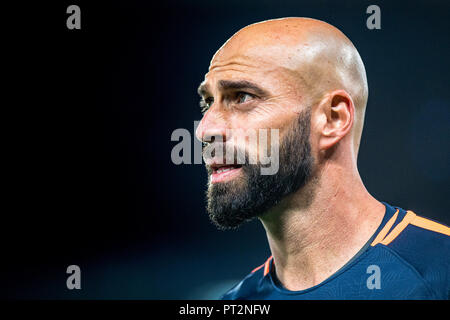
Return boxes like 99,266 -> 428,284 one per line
196,46 -> 315,229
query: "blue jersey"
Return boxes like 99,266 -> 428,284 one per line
221,203 -> 450,300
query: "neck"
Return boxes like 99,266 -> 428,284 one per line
259,162 -> 385,291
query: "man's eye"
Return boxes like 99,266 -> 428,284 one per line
200,97 -> 214,113
236,92 -> 253,104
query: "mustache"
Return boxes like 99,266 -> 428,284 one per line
202,142 -> 248,167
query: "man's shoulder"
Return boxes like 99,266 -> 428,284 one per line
220,257 -> 272,300
382,210 -> 450,263
219,271 -> 259,300
376,208 -> 450,298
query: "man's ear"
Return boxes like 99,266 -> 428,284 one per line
317,90 -> 355,151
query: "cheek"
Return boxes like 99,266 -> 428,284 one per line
227,108 -> 296,162
231,100 -> 296,130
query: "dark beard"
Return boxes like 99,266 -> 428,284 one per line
205,108 -> 314,230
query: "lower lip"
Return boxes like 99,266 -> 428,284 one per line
210,167 -> 243,184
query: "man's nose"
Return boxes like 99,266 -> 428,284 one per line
195,110 -> 228,143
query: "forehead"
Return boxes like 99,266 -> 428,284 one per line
201,23 -> 313,95
202,47 -> 299,94
209,47 -> 272,74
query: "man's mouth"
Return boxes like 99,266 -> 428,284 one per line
210,164 -> 243,184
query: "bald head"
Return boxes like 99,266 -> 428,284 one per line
207,17 -> 368,152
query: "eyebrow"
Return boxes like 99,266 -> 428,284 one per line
197,80 -> 268,97
197,82 -> 210,97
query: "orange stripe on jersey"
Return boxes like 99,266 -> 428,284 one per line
380,211 -> 416,245
410,215 -> 450,236
251,263 -> 265,273
263,256 -> 273,276
371,209 -> 399,246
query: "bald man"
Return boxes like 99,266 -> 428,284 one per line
196,18 -> 450,299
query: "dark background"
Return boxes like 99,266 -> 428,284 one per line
4,0 -> 449,299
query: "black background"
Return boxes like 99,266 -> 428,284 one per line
4,0 -> 449,299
